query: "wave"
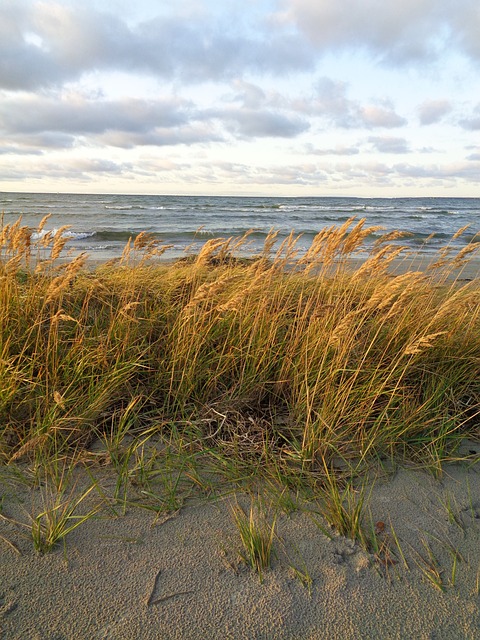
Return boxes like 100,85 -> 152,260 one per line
31,228 -> 95,241
28,222 -> 479,250
104,204 -> 166,211
104,205 -> 135,210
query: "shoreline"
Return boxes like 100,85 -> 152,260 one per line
79,252 -> 480,281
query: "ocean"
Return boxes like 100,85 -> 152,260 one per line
1,192 -> 479,262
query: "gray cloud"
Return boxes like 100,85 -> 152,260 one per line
305,143 -> 360,156
2,148 -> 478,191
302,77 -> 357,127
209,160 -> 327,186
282,0 -> 480,64
0,1 -> 129,89
98,125 -> 224,148
296,78 -> 407,129
0,145 -> 43,156
0,89 -> 310,150
219,108 -> 310,139
0,93 -> 213,150
460,119 -> 480,130
0,132 -> 79,155
0,154 -> 133,182
69,158 -> 130,173
417,100 -> 452,125
231,80 -> 268,109
216,80 -> 309,138
394,161 -> 480,181
459,105 -> 480,130
202,156 -> 480,188
0,94 -> 190,135
368,136 -> 410,153
449,1 -> 480,61
0,1 -> 315,91
1,2 -> 477,192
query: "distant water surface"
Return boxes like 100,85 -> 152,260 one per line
1,192 -> 479,262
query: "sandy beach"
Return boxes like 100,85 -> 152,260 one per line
1,442 -> 479,640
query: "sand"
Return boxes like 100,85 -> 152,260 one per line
1,444 -> 479,640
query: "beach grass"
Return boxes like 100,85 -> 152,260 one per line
232,498 -> 277,580
0,214 -> 479,547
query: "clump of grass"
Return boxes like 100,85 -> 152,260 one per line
0,469 -> 102,555
317,462 -> 370,548
30,482 -> 100,554
232,499 -> 277,581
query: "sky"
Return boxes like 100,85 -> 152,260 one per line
1,0 -> 480,197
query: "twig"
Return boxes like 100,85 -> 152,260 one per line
146,568 -> 162,607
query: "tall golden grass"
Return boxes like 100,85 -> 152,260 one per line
0,215 -> 479,474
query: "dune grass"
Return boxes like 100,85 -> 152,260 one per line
0,214 -> 479,547
232,498 -> 277,581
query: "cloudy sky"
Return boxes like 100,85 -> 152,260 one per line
1,0 -> 480,196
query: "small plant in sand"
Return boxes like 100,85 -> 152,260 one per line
30,483 -> 101,554
283,539 -> 314,595
93,396 -> 150,513
317,461 -> 370,549
137,464 -> 191,518
441,490 -> 464,530
232,499 -> 277,581
288,562 -> 313,595
401,532 -> 450,592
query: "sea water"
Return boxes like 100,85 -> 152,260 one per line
1,192 -> 479,262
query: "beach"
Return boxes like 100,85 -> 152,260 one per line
1,448 -> 479,639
